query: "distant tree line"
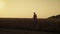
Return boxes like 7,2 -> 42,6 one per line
48,14 -> 60,19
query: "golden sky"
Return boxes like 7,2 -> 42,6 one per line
0,0 -> 60,18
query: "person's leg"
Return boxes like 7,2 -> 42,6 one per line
34,20 -> 37,30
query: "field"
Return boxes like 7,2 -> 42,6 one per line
0,28 -> 60,34
0,18 -> 60,34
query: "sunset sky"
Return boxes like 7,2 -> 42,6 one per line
0,0 -> 60,18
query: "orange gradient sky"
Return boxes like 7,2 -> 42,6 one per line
0,0 -> 60,18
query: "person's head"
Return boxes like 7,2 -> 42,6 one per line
34,12 -> 35,14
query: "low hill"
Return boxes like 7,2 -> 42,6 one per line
48,15 -> 60,19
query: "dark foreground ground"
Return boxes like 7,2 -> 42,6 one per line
0,28 -> 60,34
0,18 -> 60,34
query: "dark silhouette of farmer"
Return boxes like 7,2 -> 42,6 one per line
33,12 -> 37,29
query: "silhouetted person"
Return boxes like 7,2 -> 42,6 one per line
33,12 -> 37,29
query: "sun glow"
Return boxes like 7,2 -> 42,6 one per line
0,1 -> 5,9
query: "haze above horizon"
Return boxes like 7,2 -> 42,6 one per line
0,0 -> 60,18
